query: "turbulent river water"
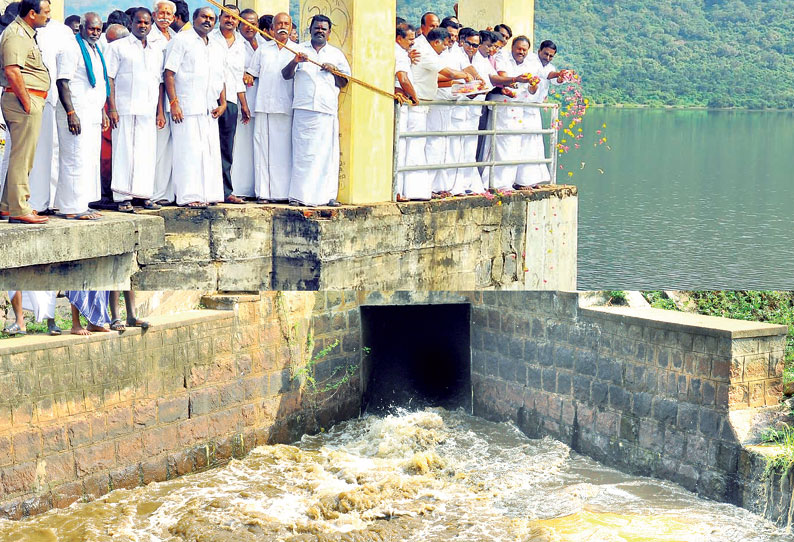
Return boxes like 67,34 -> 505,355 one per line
0,409 -> 790,541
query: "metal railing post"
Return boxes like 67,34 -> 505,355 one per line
489,105 -> 497,188
549,104 -> 559,185
392,102 -> 401,201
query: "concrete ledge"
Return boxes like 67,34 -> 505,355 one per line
0,212 -> 165,290
582,306 -> 789,339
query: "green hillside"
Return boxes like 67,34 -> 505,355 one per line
390,0 -> 794,109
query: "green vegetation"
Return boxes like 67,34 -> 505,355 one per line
760,425 -> 794,476
604,290 -> 627,306
393,0 -> 794,109
642,291 -> 794,385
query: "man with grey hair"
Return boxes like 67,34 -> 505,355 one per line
53,12 -> 109,219
149,0 -> 176,205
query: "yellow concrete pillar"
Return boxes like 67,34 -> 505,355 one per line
236,0 -> 289,17
299,0 -> 395,205
458,0 -> 534,46
41,0 -> 63,21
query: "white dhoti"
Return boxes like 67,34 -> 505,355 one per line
152,114 -> 174,203
6,291 -> 56,322
289,109 -> 338,207
253,112 -> 292,201
230,113 -> 255,198
0,127 -> 10,198
492,106 -> 550,190
111,114 -> 157,202
450,110 -> 485,195
28,102 -> 58,212
400,106 -> 431,201
54,108 -> 101,215
426,104 -> 455,193
171,114 -> 224,205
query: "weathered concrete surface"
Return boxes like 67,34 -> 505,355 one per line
0,213 -> 164,290
135,186 -> 578,291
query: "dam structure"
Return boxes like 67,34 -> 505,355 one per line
0,291 -> 791,528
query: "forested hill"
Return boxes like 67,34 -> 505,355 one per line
395,0 -> 794,109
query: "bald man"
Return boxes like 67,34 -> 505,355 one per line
54,12 -> 110,220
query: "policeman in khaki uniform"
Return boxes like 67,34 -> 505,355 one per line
0,0 -> 51,224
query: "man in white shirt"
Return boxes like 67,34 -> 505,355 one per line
149,0 -> 177,205
246,11 -> 294,203
394,23 -> 418,202
403,27 -> 471,201
413,11 -> 439,52
53,12 -> 109,220
106,8 -> 162,211
164,6 -> 227,207
282,14 -> 350,207
492,36 -> 546,191
230,8 -> 263,199
529,39 -> 570,103
209,4 -> 249,204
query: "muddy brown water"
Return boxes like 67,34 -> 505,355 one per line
0,409 -> 790,541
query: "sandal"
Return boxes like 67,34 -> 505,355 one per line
110,318 -> 126,331
117,202 -> 135,213
59,211 -> 102,220
2,323 -> 26,336
155,199 -> 173,206
142,200 -> 161,210
47,321 -> 62,336
126,317 -> 149,330
179,202 -> 207,209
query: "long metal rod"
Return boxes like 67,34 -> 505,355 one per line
489,106 -> 497,185
400,128 -> 555,138
549,104 -> 560,185
420,100 -> 558,109
397,158 -> 553,173
391,103 -> 401,202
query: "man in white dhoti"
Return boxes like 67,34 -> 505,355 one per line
394,23 -> 418,202
246,11 -> 294,203
403,27 -> 472,201
2,291 -> 60,336
53,12 -> 109,220
209,4 -> 249,205
106,8 -> 162,211
230,8 -> 263,199
163,6 -> 227,208
282,14 -> 350,207
491,36 -> 546,191
529,39 -> 571,104
149,0 -> 177,205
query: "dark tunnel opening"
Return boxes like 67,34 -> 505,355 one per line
360,304 -> 471,413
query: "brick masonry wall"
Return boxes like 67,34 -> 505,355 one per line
133,188 -> 577,291
468,291 -> 791,525
0,292 -> 363,520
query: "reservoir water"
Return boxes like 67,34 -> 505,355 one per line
0,409 -> 789,541
571,108 -> 794,290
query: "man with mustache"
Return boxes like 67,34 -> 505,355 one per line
163,6 -> 227,208
53,12 -> 109,220
209,4 -> 249,204
246,11 -> 294,203
148,0 -> 177,206
282,14 -> 350,207
106,7 -> 162,211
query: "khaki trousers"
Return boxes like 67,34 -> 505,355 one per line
1,92 -> 44,216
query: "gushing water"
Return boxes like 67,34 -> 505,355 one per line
0,409 -> 789,541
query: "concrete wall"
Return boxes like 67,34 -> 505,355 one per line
469,291 -> 791,526
0,293 -> 361,519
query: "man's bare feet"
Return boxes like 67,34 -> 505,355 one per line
87,323 -> 109,333
70,325 -> 91,336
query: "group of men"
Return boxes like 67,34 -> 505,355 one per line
0,0 -> 351,226
394,11 -> 571,200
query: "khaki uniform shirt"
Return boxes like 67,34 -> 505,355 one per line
0,16 -> 50,91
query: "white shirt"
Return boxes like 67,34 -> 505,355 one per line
105,34 -> 162,117
291,41 -> 351,115
410,44 -> 444,101
37,20 -> 74,105
148,24 -> 176,53
495,52 -> 540,103
164,29 -> 227,116
436,47 -> 467,100
394,42 -> 413,90
209,28 -> 246,105
240,35 -> 265,110
58,39 -> 108,124
246,39 -> 294,115
526,56 -> 561,102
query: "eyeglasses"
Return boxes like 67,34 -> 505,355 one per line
464,40 -> 479,47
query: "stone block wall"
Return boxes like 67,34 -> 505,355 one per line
468,291 -> 789,523
133,188 -> 578,291
0,293 -> 363,520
